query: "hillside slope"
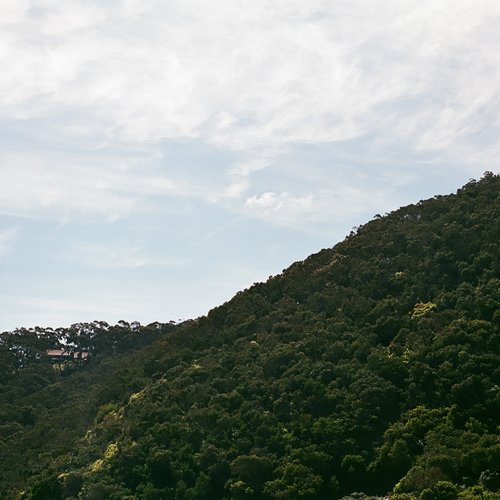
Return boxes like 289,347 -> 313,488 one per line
1,173 -> 499,499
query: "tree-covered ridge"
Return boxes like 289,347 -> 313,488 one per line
0,173 -> 499,499
0,320 -> 176,373
0,321 -> 178,492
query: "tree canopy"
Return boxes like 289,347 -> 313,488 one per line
0,173 -> 499,499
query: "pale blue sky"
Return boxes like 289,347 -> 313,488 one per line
1,0 -> 498,330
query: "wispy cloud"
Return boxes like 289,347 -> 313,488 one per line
0,229 -> 17,258
215,158 -> 272,200
73,243 -> 192,269
0,0 -> 496,227
0,149 -> 182,220
244,192 -> 314,226
1,1 -> 499,156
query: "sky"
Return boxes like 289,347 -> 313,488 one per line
1,0 -> 499,331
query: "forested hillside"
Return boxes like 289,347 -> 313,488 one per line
1,173 -> 499,499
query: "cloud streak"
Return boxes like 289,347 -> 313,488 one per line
73,243 -> 192,269
0,148 -> 187,220
0,228 -> 17,258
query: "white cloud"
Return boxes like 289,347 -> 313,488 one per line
0,0 -> 499,160
243,183 -> 392,231
0,0 -> 30,25
0,0 -> 498,226
217,158 -> 272,200
244,191 -> 314,226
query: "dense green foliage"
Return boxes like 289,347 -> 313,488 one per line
1,173 -> 499,499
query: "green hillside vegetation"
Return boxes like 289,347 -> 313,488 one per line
0,173 -> 499,499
